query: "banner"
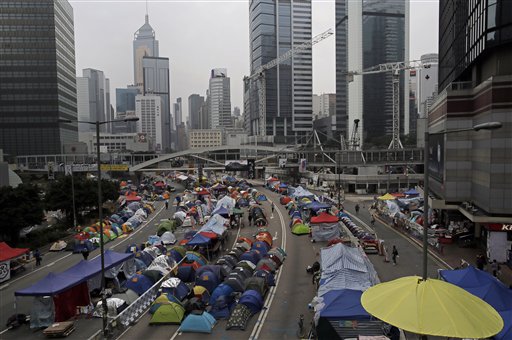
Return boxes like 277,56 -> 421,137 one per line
0,261 -> 10,283
299,158 -> 307,173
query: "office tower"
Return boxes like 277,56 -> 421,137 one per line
209,69 -> 232,129
429,0 -> 512,220
189,94 -> 205,130
248,0 -> 313,141
233,107 -> 241,117
199,91 -> 211,129
336,0 -> 408,146
135,95 -> 162,151
133,14 -> 159,88
0,0 -> 77,157
174,98 -> 182,128
113,87 -> 139,134
142,56 -> 171,150
417,53 -> 438,118
76,69 -> 111,133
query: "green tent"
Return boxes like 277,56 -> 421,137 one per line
291,223 -> 310,235
149,299 -> 185,325
157,220 -> 177,236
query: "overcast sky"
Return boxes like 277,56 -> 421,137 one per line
71,0 -> 439,121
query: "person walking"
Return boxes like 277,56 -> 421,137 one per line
355,203 -> 360,214
165,199 -> 169,210
370,214 -> 376,226
248,213 -> 253,227
271,202 -> 275,214
476,254 -> 486,270
34,249 -> 42,267
82,248 -> 89,260
391,246 -> 399,265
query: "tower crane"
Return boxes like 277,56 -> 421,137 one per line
244,28 -> 334,137
349,119 -> 361,150
347,60 -> 432,149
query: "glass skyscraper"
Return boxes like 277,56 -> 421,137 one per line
336,0 -> 408,146
133,15 -> 159,88
0,0 -> 77,157
248,0 -> 312,142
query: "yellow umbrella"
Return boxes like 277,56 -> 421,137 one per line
361,276 -> 503,338
377,193 -> 396,200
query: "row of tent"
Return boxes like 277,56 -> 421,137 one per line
338,213 -> 379,253
146,228 -> 286,333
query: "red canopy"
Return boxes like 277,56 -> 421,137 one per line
199,231 -> 218,239
310,212 -> 339,224
0,242 -> 29,262
125,192 -> 142,202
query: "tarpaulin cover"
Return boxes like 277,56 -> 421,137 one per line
0,242 -> 28,261
404,189 -> 419,195
187,233 -> 213,246
54,282 -> 90,321
211,206 -> 230,217
15,250 -> 133,296
311,223 -> 341,242
361,276 -> 504,339
199,214 -> 227,235
317,289 -> 370,319
306,201 -> 332,212
438,265 -> 506,288
310,212 -> 339,224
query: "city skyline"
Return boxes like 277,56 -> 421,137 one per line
72,0 -> 439,121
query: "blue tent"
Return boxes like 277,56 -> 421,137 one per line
195,270 -> 220,293
404,188 -> 419,195
279,183 -> 288,188
209,283 -> 234,305
161,278 -> 190,301
439,265 -> 508,288
199,214 -> 227,236
125,273 -> 154,295
72,240 -> 95,254
496,310 -> 512,340
15,250 -> 134,296
257,194 -> 267,201
251,241 -> 270,255
240,250 -> 262,266
179,311 -> 216,333
239,289 -> 264,314
135,251 -> 153,266
187,233 -> 212,246
211,206 -> 230,217
306,201 -> 332,211
465,282 -> 512,312
210,295 -> 235,320
319,289 -> 370,319
134,258 -> 147,271
254,269 -> 275,286
196,265 -> 228,281
177,265 -> 197,282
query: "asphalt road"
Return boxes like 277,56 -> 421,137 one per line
0,184 -> 183,339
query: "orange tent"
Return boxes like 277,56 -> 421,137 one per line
255,231 -> 273,247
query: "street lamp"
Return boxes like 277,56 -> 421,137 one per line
58,117 -> 139,336
422,121 -> 502,280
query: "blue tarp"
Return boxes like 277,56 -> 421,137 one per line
211,206 -> 229,217
439,265 -> 507,288
289,186 -> 315,199
239,290 -> 263,314
179,311 -> 216,333
404,188 -> 419,195
318,289 -> 370,319
15,250 -> 134,296
187,233 -> 212,246
199,214 -> 227,236
496,310 -> 512,340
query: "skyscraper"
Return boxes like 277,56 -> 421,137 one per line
209,69 -> 232,129
174,98 -> 182,128
336,0 -> 408,146
188,94 -> 205,130
143,56 -> 171,150
76,68 -> 111,133
133,14 -> 159,88
135,95 -> 162,151
0,0 -> 77,157
247,0 -> 313,141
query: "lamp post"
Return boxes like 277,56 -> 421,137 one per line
422,121 -> 502,280
58,117 -> 139,336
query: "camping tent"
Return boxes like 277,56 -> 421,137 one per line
157,220 -> 177,236
195,270 -> 220,293
306,201 -> 332,212
161,277 -> 190,301
239,290 -> 264,314
125,273 -> 154,295
310,223 -> 340,242
179,311 -> 216,333
310,212 -> 339,224
160,231 -> 177,245
377,193 -> 396,200
226,303 -> 253,330
149,295 -> 185,325
291,223 -> 310,235
49,240 -> 67,252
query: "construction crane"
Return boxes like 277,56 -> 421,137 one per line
349,119 -> 361,150
244,28 -> 334,137
347,60 -> 432,149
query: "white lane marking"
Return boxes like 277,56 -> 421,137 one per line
272,231 -> 278,241
0,283 -> 9,290
0,327 -> 11,335
45,262 -> 55,267
249,197 -> 286,340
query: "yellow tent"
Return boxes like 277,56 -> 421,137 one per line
377,193 -> 396,200
361,276 -> 503,338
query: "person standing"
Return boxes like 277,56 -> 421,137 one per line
355,203 -> 360,214
392,246 -> 399,265
248,213 -> 253,227
82,248 -> 89,260
271,202 -> 275,214
476,254 -> 486,270
165,199 -> 169,210
491,260 -> 500,277
34,249 -> 42,267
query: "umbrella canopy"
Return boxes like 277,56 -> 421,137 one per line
361,276 -> 504,338
377,193 -> 396,200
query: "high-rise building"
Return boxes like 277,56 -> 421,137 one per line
188,94 -> 205,130
336,0 -> 409,146
209,69 -> 232,129
133,14 -> 159,88
174,98 -> 182,128
76,69 -> 111,133
233,107 -> 241,117
135,95 -> 162,151
431,0 -> 512,262
313,94 -> 336,120
247,0 -> 313,141
142,56 -> 171,150
113,87 -> 139,134
417,53 -> 438,118
0,0 -> 77,157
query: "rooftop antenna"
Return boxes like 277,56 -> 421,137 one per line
145,0 -> 149,22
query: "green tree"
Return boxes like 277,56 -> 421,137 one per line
45,176 -> 119,223
0,184 -> 44,245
